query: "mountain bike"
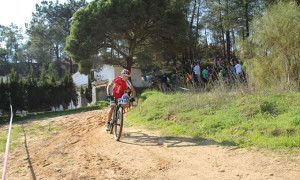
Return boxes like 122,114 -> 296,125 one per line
109,97 -> 128,141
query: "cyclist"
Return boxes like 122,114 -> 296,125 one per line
106,69 -> 136,131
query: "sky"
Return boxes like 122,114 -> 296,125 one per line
0,0 -> 91,31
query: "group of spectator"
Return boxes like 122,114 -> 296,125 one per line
147,68 -> 179,92
144,57 -> 247,92
188,58 -> 247,87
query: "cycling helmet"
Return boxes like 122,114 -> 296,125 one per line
121,69 -> 131,76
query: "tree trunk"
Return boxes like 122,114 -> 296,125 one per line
195,0 -> 201,57
69,58 -> 73,74
221,27 -> 226,60
55,44 -> 60,62
65,57 -> 73,74
241,27 -> 245,40
181,52 -> 186,68
173,56 -> 177,69
226,30 -> 231,64
219,0 -> 226,59
111,48 -> 113,60
126,56 -> 133,72
225,0 -> 231,65
231,30 -> 235,52
190,0 -> 197,30
245,1 -> 250,38
189,0 -> 197,60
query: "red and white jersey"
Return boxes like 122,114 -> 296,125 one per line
111,76 -> 132,98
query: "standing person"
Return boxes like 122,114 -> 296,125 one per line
161,70 -> 168,92
193,62 -> 201,86
221,66 -> 226,81
235,62 -> 242,81
106,69 -> 136,131
216,59 -> 221,67
207,66 -> 213,81
171,71 -> 178,87
215,58 -> 218,67
230,64 -> 236,76
150,68 -> 157,83
186,72 -> 193,85
230,64 -> 236,82
202,68 -> 209,84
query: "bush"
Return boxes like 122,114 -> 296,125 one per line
240,1 -> 300,90
0,70 -> 78,114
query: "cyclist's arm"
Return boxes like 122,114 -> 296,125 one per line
130,86 -> 136,98
126,80 -> 136,98
107,81 -> 114,95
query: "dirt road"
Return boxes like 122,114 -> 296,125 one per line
1,108 -> 300,179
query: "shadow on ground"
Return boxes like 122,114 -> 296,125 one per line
120,131 -> 222,148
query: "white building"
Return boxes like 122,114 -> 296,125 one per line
72,64 -> 150,108
93,64 -> 149,87
72,72 -> 88,86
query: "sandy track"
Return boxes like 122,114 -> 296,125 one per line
1,108 -> 300,179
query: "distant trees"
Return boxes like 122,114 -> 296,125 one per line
0,24 -> 24,64
198,0 -> 262,64
0,0 -> 88,77
27,0 -> 88,67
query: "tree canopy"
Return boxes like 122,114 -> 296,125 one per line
65,0 -> 190,72
0,24 -> 24,63
26,0 -> 87,66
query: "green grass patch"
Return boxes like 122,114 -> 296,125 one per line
0,126 -> 23,152
0,123 -> 64,152
126,90 -> 300,149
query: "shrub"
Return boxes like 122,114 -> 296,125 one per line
240,1 -> 300,90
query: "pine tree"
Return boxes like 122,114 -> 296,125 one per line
48,62 -> 60,81
60,71 -> 78,109
8,69 -> 25,114
0,77 -> 9,116
38,64 -> 48,86
25,65 -> 39,112
49,75 -> 59,111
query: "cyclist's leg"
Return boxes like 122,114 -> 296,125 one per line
106,99 -> 116,130
107,105 -> 115,122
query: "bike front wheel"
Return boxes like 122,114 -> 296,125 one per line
113,107 -> 124,141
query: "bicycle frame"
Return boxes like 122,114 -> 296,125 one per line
109,98 -> 125,141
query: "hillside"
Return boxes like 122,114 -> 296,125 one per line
127,90 -> 300,149
0,108 -> 299,179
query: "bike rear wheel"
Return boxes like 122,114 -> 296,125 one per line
113,106 -> 124,141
